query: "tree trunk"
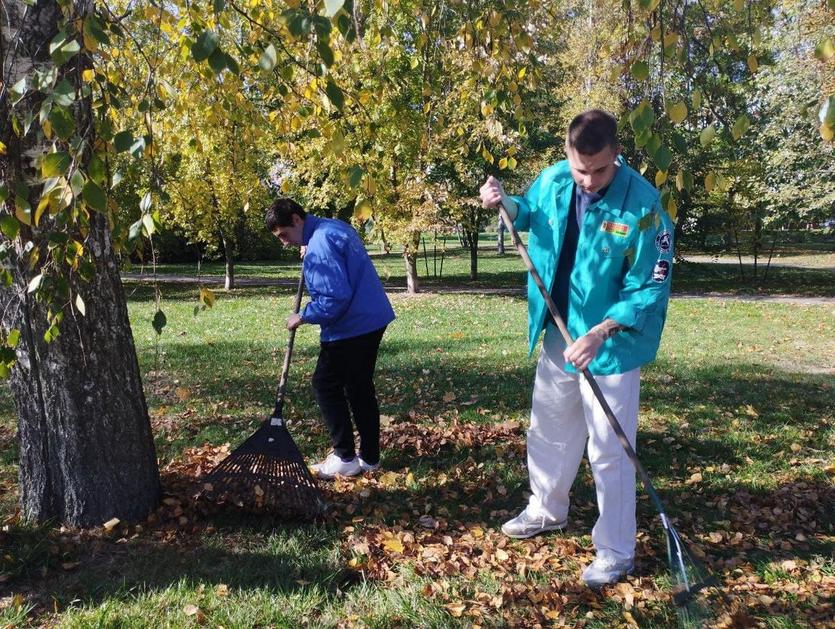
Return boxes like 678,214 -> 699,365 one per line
404,231 -> 421,294
467,229 -> 479,280
0,0 -> 160,527
223,238 -> 235,290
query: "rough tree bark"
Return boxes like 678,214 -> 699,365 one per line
0,0 -> 160,527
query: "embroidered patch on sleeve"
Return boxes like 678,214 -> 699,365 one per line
652,259 -> 670,283
655,230 -> 672,253
600,220 -> 630,237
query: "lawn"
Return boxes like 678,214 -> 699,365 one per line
1,257 -> 834,627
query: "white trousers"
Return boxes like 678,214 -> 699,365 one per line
526,325 -> 641,561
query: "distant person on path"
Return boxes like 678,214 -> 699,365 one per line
479,110 -> 674,587
265,198 -> 395,479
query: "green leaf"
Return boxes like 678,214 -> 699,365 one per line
191,31 -> 219,62
645,134 -> 661,155
48,107 -> 75,140
699,124 -> 716,147
49,32 -> 81,66
82,180 -> 107,212
213,0 -> 226,12
113,131 -> 134,152
348,165 -> 363,188
83,15 -> 110,45
731,114 -> 750,140
0,215 -> 20,240
208,48 -> 238,74
317,42 -> 335,67
6,329 -> 20,348
325,79 -> 344,109
152,309 -> 167,335
814,38 -> 834,61
128,218 -> 143,241
88,154 -> 106,185
634,126 -> 652,148
259,44 -> 277,71
653,145 -> 673,172
41,152 -> 71,178
10,78 -> 27,105
630,61 -> 649,81
0,183 -> 7,204
323,0 -> 345,18
629,101 -> 655,132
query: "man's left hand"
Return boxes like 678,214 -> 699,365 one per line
563,332 -> 604,371
286,314 -> 303,330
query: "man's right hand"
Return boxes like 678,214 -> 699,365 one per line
480,176 -> 517,219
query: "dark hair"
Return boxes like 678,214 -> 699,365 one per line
265,198 -> 306,232
567,110 -> 618,154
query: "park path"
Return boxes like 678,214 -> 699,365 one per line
121,273 -> 834,305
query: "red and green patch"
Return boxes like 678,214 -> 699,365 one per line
600,220 -> 630,237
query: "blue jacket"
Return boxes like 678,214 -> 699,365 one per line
509,157 -> 674,375
300,215 -> 395,342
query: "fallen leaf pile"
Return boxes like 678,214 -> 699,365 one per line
2,417 -> 833,627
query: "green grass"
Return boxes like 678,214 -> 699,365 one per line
1,265 -> 834,626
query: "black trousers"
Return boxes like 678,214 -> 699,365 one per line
312,327 -> 386,464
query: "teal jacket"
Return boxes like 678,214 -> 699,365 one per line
509,157 -> 673,375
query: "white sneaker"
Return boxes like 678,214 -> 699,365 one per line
501,509 -> 567,539
581,555 -> 634,588
310,453 -> 362,479
358,457 -> 380,473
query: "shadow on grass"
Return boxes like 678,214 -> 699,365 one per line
1,519 -> 354,612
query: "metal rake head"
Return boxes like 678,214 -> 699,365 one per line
662,517 -> 723,627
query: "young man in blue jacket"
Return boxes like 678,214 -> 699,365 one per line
265,198 -> 395,479
479,110 -> 674,587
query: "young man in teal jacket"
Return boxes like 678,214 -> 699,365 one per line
266,198 -> 395,479
480,110 -> 673,587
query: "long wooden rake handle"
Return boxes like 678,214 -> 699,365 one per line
272,272 -> 306,421
498,203 -> 670,521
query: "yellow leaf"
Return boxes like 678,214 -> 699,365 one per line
517,67 -> 526,80
704,172 -> 716,193
481,102 -> 493,117
382,537 -> 404,553
82,69 -> 95,82
821,123 -> 834,142
0,141 -> 6,155
734,0 -> 745,10
666,197 -> 678,221
199,287 -> 215,308
507,157 -> 517,170
498,157 -> 508,170
655,171 -> 667,186
353,199 -> 373,221
444,603 -> 466,617
481,147 -> 494,164
747,55 -> 758,72
667,101 -> 688,124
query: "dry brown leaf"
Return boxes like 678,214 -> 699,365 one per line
183,604 -> 200,616
103,517 -> 120,532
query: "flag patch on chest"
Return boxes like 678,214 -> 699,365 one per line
600,220 -> 630,237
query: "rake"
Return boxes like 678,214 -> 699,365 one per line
498,203 -> 719,617
201,274 -> 327,518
